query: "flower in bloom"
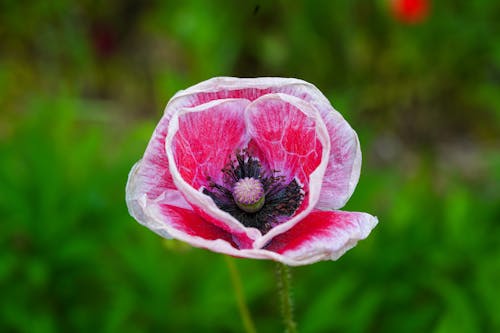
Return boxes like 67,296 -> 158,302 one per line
390,0 -> 430,24
126,77 -> 378,266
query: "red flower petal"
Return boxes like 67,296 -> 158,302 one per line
127,175 -> 270,254
265,210 -> 378,263
165,98 -> 262,243
272,83 -> 362,210
170,98 -> 250,189
156,204 -> 237,245
133,195 -> 245,253
246,93 -> 331,248
167,78 -> 361,210
246,94 -> 323,186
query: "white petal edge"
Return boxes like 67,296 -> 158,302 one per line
277,212 -> 378,264
136,198 -> 378,266
126,160 -> 192,238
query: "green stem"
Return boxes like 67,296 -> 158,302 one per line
224,256 -> 258,333
276,262 -> 298,333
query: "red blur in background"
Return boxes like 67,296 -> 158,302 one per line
391,0 -> 430,24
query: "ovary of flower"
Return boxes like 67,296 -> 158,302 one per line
232,177 -> 265,213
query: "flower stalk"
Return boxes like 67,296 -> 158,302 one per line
276,262 -> 297,333
224,256 -> 258,333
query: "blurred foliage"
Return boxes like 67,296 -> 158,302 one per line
0,0 -> 499,332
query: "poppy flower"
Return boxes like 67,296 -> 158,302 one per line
390,0 -> 430,24
126,77 -> 377,266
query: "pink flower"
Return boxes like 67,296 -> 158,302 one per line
126,77 -> 378,266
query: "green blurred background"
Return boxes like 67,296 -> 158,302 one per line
1,1 -> 499,332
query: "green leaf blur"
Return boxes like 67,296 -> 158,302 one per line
1,1 -> 499,332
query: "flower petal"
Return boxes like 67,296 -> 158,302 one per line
166,77 -> 361,209
264,210 -> 378,265
245,93 -> 331,248
312,113 -> 361,210
245,93 -> 324,185
128,184 -> 377,265
126,115 -> 192,227
169,98 -> 250,189
165,98 -> 262,243
127,189 -> 301,262
128,188 -> 242,252
155,204 -> 236,244
127,115 -> 177,198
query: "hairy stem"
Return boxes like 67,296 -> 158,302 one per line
224,256 -> 258,333
276,262 -> 297,333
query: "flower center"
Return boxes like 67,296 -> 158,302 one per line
203,150 -> 304,234
232,177 -> 265,213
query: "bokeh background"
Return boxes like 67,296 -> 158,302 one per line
1,1 -> 499,332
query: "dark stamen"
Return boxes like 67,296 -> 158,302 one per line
203,150 -> 304,234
